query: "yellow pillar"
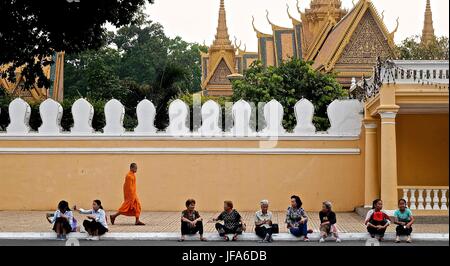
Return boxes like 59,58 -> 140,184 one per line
364,121 -> 379,207
378,110 -> 399,210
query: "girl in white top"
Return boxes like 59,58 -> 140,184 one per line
46,200 -> 75,241
74,199 -> 108,241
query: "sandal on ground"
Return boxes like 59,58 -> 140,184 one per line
200,237 -> 208,242
223,236 -> 230,241
232,235 -> 238,241
135,221 -> 146,226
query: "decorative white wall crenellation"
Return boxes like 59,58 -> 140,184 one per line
392,60 -> 450,85
0,98 -> 364,137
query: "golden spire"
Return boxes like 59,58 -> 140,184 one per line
211,0 -> 233,50
421,0 -> 436,44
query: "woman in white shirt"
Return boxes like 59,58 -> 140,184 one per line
46,200 -> 75,240
74,199 -> 109,241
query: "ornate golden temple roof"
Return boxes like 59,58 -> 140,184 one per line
312,0 -> 397,71
201,0 -> 237,96
421,0 -> 436,45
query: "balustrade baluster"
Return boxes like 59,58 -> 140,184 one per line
409,189 -> 417,210
433,189 -> 441,210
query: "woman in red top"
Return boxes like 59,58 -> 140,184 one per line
365,199 -> 391,241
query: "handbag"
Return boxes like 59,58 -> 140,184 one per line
271,223 -> 279,234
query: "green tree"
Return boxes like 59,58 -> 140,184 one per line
0,87 -> 12,131
396,36 -> 449,60
64,47 -> 124,100
232,59 -> 348,131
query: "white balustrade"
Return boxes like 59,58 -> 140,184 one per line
38,99 -> 63,134
417,189 -> 425,210
261,99 -> 285,136
71,98 -> 94,134
103,99 -> 125,135
391,60 -> 449,85
198,100 -> 222,136
1,97 -> 368,137
425,189 -> 432,210
433,189 -> 441,210
399,187 -> 449,211
6,98 -> 31,134
294,99 -> 316,135
441,190 -> 448,210
327,99 -> 363,136
166,99 -> 190,135
230,99 -> 254,137
409,189 -> 417,210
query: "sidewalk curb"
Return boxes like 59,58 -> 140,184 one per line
0,232 -> 448,242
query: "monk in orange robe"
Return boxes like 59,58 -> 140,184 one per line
110,163 -> 145,225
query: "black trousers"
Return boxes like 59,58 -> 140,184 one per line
367,220 -> 388,237
255,226 -> 273,239
83,220 -> 108,235
181,221 -> 204,235
215,223 -> 243,236
396,225 -> 413,236
53,217 -> 72,233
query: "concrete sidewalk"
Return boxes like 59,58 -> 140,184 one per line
0,232 -> 448,242
0,211 -> 448,241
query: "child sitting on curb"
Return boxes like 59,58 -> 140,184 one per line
394,199 -> 415,243
319,201 -> 341,243
46,200 -> 77,240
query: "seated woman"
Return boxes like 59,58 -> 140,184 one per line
319,201 -> 340,243
179,199 -> 207,242
46,200 -> 76,240
213,201 -> 246,241
286,195 -> 312,242
254,200 -> 274,243
74,199 -> 109,241
394,199 -> 415,243
365,199 -> 391,241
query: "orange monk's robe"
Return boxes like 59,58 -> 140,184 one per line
118,171 -> 142,217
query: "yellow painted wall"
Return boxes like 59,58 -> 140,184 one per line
396,114 -> 449,186
0,139 -> 364,212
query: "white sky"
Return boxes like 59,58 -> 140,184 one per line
145,0 -> 449,51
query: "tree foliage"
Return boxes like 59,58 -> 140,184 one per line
396,36 -> 449,60
63,18 -> 207,130
232,59 -> 348,131
0,0 -> 153,89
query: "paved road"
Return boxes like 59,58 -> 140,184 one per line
0,239 -> 448,246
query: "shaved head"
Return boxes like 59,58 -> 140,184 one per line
130,163 -> 138,173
